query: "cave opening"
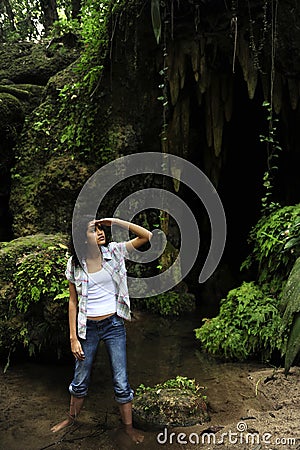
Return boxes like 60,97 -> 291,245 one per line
177,61 -> 269,317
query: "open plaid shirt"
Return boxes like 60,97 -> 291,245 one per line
65,242 -> 131,339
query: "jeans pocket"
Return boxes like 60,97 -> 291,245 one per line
111,315 -> 124,327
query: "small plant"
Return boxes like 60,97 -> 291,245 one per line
195,281 -> 283,361
136,376 -> 202,396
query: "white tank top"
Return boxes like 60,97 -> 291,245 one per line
87,268 -> 117,316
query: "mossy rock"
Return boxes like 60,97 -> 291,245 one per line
0,93 -> 24,136
0,41 -> 80,85
0,233 -> 70,361
10,156 -> 90,236
0,233 -> 67,282
132,377 -> 210,430
0,83 -> 45,114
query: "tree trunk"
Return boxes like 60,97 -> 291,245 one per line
39,0 -> 59,35
72,0 -> 81,20
3,0 -> 16,31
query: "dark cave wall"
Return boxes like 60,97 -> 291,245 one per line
106,0 -> 300,307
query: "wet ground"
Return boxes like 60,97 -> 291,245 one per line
0,312 -> 299,450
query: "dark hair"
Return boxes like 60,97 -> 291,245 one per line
68,215 -> 109,267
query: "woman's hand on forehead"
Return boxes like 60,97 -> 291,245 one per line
95,218 -> 116,227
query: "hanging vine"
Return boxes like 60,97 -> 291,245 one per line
231,0 -> 238,73
247,0 -> 270,72
260,0 -> 281,215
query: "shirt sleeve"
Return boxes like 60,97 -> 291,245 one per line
109,242 -> 129,259
65,256 -> 75,283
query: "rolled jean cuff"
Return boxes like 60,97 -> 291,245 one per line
114,388 -> 134,404
69,383 -> 88,398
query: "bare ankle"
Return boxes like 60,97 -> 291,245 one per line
122,424 -> 144,443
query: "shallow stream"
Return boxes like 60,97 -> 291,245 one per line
0,312 -> 271,450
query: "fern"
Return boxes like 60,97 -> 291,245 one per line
195,282 -> 282,361
241,203 -> 300,284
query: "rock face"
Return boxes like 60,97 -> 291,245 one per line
0,91 -> 24,241
132,377 -> 210,430
0,40 -> 80,241
280,257 -> 300,374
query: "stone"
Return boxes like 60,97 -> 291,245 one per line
132,377 -> 210,430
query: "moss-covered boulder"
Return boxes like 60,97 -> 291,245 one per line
0,92 -> 24,142
0,91 -> 25,240
11,155 -> 90,236
132,376 -> 210,430
0,83 -> 45,115
0,41 -> 80,85
0,233 -> 70,363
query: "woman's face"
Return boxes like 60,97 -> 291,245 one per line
86,221 -> 106,247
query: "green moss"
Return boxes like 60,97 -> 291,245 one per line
133,376 -> 209,429
0,233 -> 67,281
0,233 -> 70,363
0,93 -> 24,129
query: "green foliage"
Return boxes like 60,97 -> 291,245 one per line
195,282 -> 283,361
13,244 -> 69,312
0,0 -> 40,42
136,376 -> 203,396
50,17 -> 81,39
0,237 -> 70,364
54,0 -> 120,161
217,204 -> 300,367
282,217 -> 300,258
136,291 -> 195,316
241,204 -> 300,285
12,1 -> 123,165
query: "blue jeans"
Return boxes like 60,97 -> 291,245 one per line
69,314 -> 134,404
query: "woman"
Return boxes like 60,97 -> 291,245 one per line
51,217 -> 152,444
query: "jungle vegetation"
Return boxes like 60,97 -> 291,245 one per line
0,0 -> 299,375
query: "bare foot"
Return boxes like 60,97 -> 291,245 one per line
123,424 -> 144,444
50,416 -> 74,433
